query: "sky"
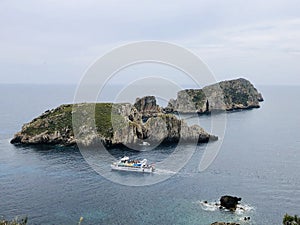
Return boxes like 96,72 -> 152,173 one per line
0,0 -> 300,85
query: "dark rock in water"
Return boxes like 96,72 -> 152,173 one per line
211,222 -> 240,225
165,78 -> 263,114
244,217 -> 250,221
220,195 -> 242,211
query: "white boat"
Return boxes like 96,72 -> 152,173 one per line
111,156 -> 155,173
139,141 -> 150,146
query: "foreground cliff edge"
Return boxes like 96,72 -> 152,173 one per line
11,78 -> 263,147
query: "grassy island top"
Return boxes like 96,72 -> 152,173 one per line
22,103 -> 123,138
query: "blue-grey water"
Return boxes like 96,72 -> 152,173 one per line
0,84 -> 300,225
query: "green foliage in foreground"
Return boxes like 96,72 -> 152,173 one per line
0,216 -> 84,225
283,214 -> 300,225
0,216 -> 27,225
2,213 -> 299,224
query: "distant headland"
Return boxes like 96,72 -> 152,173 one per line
10,78 -> 263,148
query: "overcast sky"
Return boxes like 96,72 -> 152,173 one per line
1,0 -> 300,85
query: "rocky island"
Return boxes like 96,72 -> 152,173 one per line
10,98 -> 217,147
165,78 -> 263,114
11,78 -> 263,147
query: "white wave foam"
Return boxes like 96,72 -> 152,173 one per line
198,201 -> 219,211
235,204 -> 254,215
198,200 -> 254,214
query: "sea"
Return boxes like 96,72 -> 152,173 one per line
0,84 -> 300,225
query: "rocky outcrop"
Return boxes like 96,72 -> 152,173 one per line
165,78 -> 263,113
144,114 -> 217,145
220,195 -> 242,211
11,102 -> 217,147
134,96 -> 161,119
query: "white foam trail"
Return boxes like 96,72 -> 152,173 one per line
153,169 -> 177,175
175,171 -> 198,177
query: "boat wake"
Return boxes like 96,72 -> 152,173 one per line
153,169 -> 177,175
153,169 -> 200,177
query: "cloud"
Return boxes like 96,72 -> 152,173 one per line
176,18 -> 300,85
180,18 -> 300,52
0,0 -> 300,84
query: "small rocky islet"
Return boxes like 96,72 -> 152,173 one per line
207,195 -> 251,225
10,78 -> 263,148
165,77 -> 263,114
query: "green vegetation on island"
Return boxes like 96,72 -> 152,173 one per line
11,100 -> 217,147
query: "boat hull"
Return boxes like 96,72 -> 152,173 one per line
111,165 -> 154,173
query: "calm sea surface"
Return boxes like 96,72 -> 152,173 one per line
0,84 -> 300,225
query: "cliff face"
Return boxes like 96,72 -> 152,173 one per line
165,78 -> 263,113
217,78 -> 263,110
134,96 -> 161,119
11,102 -> 217,147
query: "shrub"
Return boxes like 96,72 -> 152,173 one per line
283,213 -> 300,225
0,216 -> 27,225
